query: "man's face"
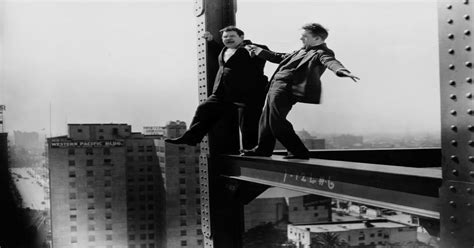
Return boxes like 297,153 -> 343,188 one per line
300,30 -> 321,48
222,31 -> 244,49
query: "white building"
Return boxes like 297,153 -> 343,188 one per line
288,219 -> 417,248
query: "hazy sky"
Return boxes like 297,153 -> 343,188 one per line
0,0 -> 440,137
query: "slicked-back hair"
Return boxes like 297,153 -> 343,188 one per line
302,23 -> 329,40
219,26 -> 244,37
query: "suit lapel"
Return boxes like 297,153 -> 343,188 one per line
218,48 -> 225,66
295,50 -> 317,69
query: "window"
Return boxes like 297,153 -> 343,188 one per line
180,230 -> 187,236
104,158 -> 112,164
159,157 -> 164,163
105,191 -> 112,198
147,156 -> 153,162
69,193 -> 76,200
195,188 -> 200,194
138,146 -> 145,152
147,185 -> 154,191
181,240 -> 187,246
147,175 -> 154,181
68,148 -> 75,155
69,182 -> 76,188
99,136 -> 104,140
180,209 -> 186,216
88,214 -> 94,220
196,208 -> 201,215
69,171 -> 76,178
71,226 -> 77,232
148,224 -> 155,229
105,180 -> 111,187
140,234 -> 146,240
146,145 -> 153,152
99,128 -> 104,133
127,146 -> 133,152
196,198 -> 201,204
180,219 -> 187,226
129,245 -> 136,248
87,159 -> 93,166
69,160 -> 75,166
195,167 -> 199,173
88,203 -> 95,210
148,214 -> 154,220
140,245 -> 146,248
179,168 -> 186,174
196,229 -> 202,235
71,237 -> 77,243
86,148 -> 93,155
70,215 -> 77,221
197,240 -> 203,246
140,224 -> 146,230
293,207 -> 298,211
88,225 -> 95,231
180,199 -> 187,205
106,224 -> 112,230
139,156 -> 145,162
104,170 -> 112,177
70,203 -> 77,211
129,235 -> 135,241
106,202 -> 112,209
127,156 -> 134,162
196,218 -> 201,225
179,178 -> 186,184
106,234 -> 112,241
370,233 -> 375,238
88,235 -> 95,242
179,146 -> 186,152
87,170 -> 94,177
77,129 -> 83,133
313,213 -> 319,217
180,188 -> 186,195
149,243 -> 155,248
179,157 -> 185,164
87,192 -> 94,199
106,212 -> 112,219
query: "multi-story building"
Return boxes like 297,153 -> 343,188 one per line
48,123 -> 165,248
244,197 -> 288,232
288,219 -> 418,248
155,121 -> 204,248
289,195 -> 332,224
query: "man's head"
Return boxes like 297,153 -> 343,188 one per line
220,26 -> 244,49
300,23 -> 328,48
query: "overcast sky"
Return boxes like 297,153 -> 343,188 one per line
0,0 -> 440,137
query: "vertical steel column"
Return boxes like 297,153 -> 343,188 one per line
438,0 -> 473,247
194,1 -> 242,247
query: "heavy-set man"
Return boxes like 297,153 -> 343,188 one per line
242,23 -> 359,159
165,26 -> 268,149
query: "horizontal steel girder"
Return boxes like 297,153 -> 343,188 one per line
218,154 -> 442,219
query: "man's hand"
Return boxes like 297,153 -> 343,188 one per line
202,31 -> 213,41
245,44 -> 263,56
337,69 -> 360,82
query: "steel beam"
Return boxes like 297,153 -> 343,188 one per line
219,155 -> 442,219
438,0 -> 473,246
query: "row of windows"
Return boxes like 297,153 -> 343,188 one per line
180,218 -> 202,226
71,234 -> 113,243
179,208 -> 201,216
179,198 -> 201,205
128,214 -> 156,221
127,156 -> 155,162
69,159 -> 113,166
70,223 -> 113,232
128,233 -> 155,240
181,240 -> 203,247
127,146 -> 154,153
69,202 -> 113,212
127,165 -> 155,173
69,148 -> 112,156
69,169 -> 112,178
179,229 -> 202,236
128,194 -> 155,202
180,188 -> 201,195
69,180 -> 112,188
70,212 -> 112,221
179,167 -> 200,174
69,191 -> 112,200
127,204 -> 156,212
128,223 -> 155,231
127,175 -> 155,183
128,244 -> 156,248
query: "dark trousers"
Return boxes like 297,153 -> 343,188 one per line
184,94 -> 263,149
255,82 -> 309,156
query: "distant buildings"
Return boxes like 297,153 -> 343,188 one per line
14,130 -> 43,152
289,195 -> 332,224
288,219 -> 418,248
48,123 -> 165,248
244,197 -> 288,232
275,130 -> 326,150
329,134 -> 364,149
155,121 -> 204,248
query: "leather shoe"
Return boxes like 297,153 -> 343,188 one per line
165,136 -> 198,146
240,150 -> 272,157
282,154 -> 309,160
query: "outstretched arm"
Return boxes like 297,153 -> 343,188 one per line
336,69 -> 360,82
318,50 -> 360,83
245,45 -> 290,64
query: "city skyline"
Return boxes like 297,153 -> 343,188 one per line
1,1 -> 440,137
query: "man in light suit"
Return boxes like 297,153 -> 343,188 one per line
242,23 -> 359,159
165,26 -> 268,149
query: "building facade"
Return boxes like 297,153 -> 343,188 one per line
288,219 -> 418,248
244,197 -> 288,232
48,124 -> 165,248
155,121 -> 204,248
289,195 -> 332,224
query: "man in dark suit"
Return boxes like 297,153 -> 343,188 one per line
242,23 -> 359,159
165,26 -> 268,149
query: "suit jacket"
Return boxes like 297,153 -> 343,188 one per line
257,43 -> 346,104
212,46 -> 264,104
